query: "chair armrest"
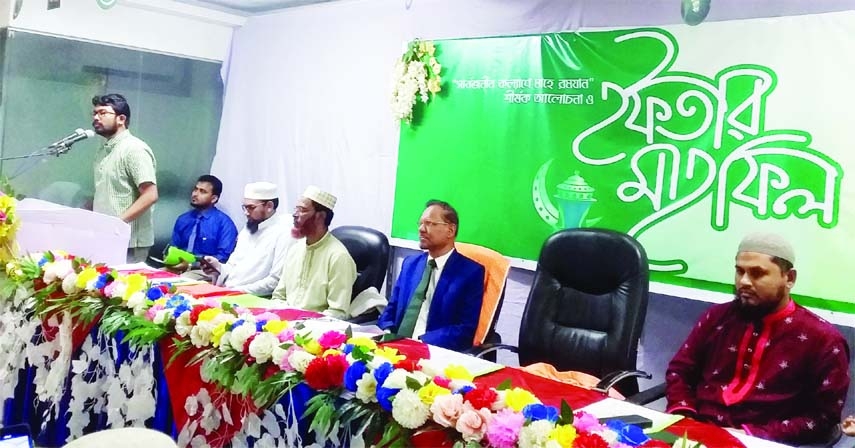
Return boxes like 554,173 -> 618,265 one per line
625,382 -> 666,405
593,370 -> 652,395
467,343 -> 519,359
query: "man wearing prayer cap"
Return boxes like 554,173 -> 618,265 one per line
666,232 -> 850,445
202,181 -> 293,295
272,186 -> 356,318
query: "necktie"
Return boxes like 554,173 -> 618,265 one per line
397,259 -> 436,338
187,215 -> 202,254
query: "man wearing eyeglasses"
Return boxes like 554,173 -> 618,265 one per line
202,182 -> 292,296
91,93 -> 158,263
378,200 -> 485,351
271,186 -> 356,318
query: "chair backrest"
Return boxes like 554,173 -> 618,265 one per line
519,228 -> 649,396
455,242 -> 511,346
330,226 -> 391,299
63,428 -> 177,448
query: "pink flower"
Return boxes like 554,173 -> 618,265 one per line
202,298 -> 220,308
455,407 -> 492,442
430,393 -> 465,428
278,345 -> 298,372
145,304 -> 165,320
278,328 -> 296,343
574,411 -> 606,433
317,331 -> 347,349
434,376 -> 451,388
253,311 -> 280,321
0,210 -> 8,223
485,408 -> 525,448
103,281 -> 117,298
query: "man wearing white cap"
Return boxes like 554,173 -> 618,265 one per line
202,182 -> 292,295
272,186 -> 356,318
666,232 -> 849,445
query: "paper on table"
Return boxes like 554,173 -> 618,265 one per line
579,397 -> 683,434
427,344 -> 503,377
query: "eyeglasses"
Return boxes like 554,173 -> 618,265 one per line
418,219 -> 451,229
92,110 -> 116,118
242,202 -> 266,213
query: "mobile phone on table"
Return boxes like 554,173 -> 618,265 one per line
598,414 -> 653,429
0,424 -> 34,448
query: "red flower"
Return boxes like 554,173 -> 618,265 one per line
573,432 -> 609,448
158,284 -> 169,293
188,305 -> 210,325
394,358 -> 420,372
463,386 -> 498,410
263,364 -> 279,379
95,265 -> 109,274
242,334 -> 257,357
304,354 -> 349,391
640,441 -> 672,448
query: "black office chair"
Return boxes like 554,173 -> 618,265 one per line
476,228 -> 651,398
330,226 -> 390,323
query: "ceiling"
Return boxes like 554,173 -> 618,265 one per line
173,0 -> 336,14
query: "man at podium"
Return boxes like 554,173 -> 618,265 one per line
91,93 -> 159,263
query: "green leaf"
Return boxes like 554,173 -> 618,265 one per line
648,431 -> 680,444
405,376 -> 423,390
495,378 -> 513,390
559,399 -> 574,425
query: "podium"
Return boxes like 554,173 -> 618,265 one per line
16,198 -> 130,265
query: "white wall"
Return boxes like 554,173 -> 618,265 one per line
0,0 -> 243,61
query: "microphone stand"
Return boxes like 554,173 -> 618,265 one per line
1,142 -> 78,180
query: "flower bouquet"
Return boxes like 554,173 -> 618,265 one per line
391,39 -> 443,124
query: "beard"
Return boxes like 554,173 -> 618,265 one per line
734,284 -> 787,321
246,219 -> 260,234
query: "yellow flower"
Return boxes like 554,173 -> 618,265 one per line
504,387 -> 539,412
427,77 -> 442,94
75,267 -> 98,288
323,348 -> 343,357
444,364 -> 474,382
549,424 -> 577,448
303,339 -> 323,355
373,346 -> 405,364
211,321 -> 229,347
346,336 -> 377,350
263,320 -> 288,334
123,274 -> 148,302
154,297 -> 167,306
418,381 -> 451,405
197,308 -> 222,322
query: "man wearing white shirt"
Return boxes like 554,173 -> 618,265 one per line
378,200 -> 485,351
203,182 -> 292,296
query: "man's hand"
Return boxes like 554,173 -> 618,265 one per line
201,256 -> 221,275
843,415 -> 855,437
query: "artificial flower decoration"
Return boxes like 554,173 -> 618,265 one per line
391,39 -> 443,124
0,191 -> 19,262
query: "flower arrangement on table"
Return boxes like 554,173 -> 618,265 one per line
391,39 -> 443,124
0,250 -> 705,448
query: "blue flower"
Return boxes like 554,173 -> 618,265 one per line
230,319 -> 246,331
605,420 -> 650,447
341,344 -> 354,355
373,362 -> 393,386
38,257 -> 48,267
522,403 -> 559,423
255,320 -> 267,332
454,385 -> 475,395
344,361 -> 367,392
171,303 -> 191,318
94,273 -> 110,290
146,287 -> 164,301
166,294 -> 186,308
376,386 -> 399,412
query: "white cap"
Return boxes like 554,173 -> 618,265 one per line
738,232 -> 795,265
302,185 -> 337,210
244,182 -> 278,200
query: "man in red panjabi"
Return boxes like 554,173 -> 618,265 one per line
665,232 -> 850,445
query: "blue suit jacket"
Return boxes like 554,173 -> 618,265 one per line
378,250 -> 485,352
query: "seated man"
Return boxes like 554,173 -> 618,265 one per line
666,232 -> 850,445
272,186 -> 356,319
378,200 -> 484,352
203,182 -> 292,296
170,175 -> 238,264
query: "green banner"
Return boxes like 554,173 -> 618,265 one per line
392,17 -> 854,314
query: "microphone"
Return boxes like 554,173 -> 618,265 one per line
48,128 -> 96,149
